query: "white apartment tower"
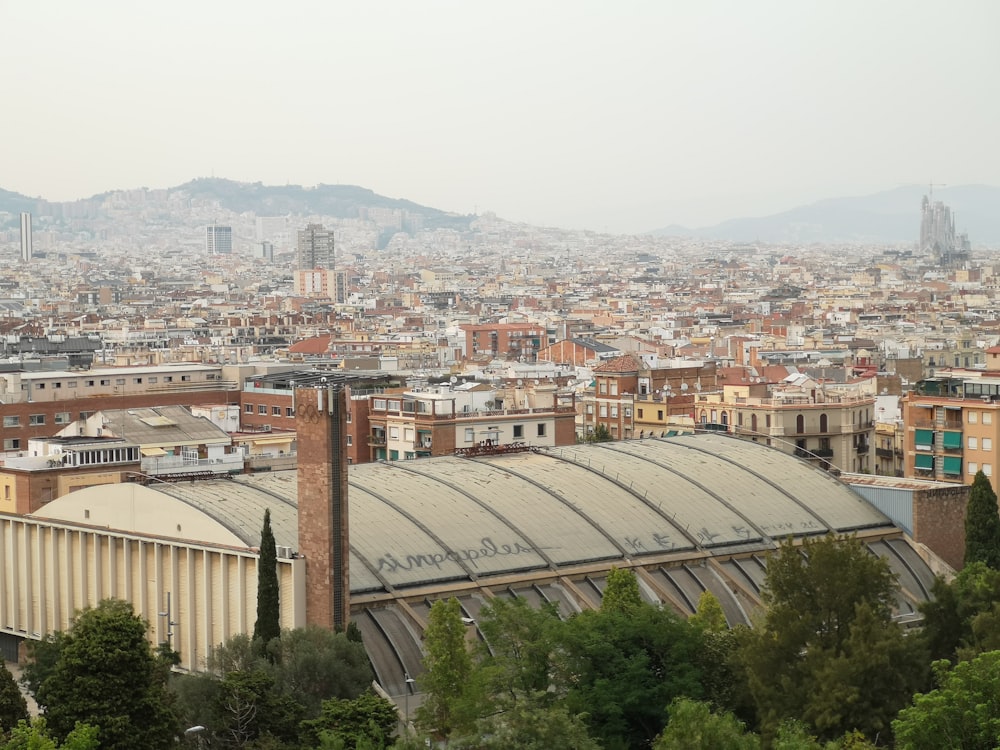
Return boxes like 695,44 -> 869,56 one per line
19,212 -> 32,262
297,223 -> 335,270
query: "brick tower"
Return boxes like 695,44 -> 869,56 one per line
296,385 -> 351,629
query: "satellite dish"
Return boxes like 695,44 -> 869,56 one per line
517,379 -> 523,385
450,375 -> 458,384
681,383 -> 688,392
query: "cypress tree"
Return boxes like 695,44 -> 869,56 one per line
253,508 -> 281,647
965,470 -> 1000,569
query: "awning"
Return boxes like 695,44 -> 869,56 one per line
942,431 -> 962,450
243,435 -> 294,446
914,453 -> 934,470
914,429 -> 933,450
942,456 -> 962,475
140,447 -> 167,457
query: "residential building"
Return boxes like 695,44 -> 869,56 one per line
19,212 -> 32,262
902,347 -> 1000,493
297,223 -> 335,270
206,224 -> 233,255
461,322 -> 545,362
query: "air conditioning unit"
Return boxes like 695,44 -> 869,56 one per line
262,424 -> 271,432
275,546 -> 293,559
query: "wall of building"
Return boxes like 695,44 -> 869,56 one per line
911,485 -> 969,571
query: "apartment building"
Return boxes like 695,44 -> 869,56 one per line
582,354 -> 717,440
902,348 -> 1000,492
697,381 -> 876,474
461,322 -> 545,362
366,382 -> 576,462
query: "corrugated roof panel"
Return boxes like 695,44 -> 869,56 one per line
494,451 -> 693,555
346,484 -> 472,587
352,463 -> 549,580
674,435 -> 891,531
406,458 -> 624,565
551,445 -> 753,548
605,440 -> 828,540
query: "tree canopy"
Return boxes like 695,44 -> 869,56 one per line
253,508 -> 282,650
964,470 -> 1000,569
35,599 -> 176,750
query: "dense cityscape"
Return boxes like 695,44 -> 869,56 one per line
0,179 -> 999,748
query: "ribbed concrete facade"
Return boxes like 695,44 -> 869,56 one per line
0,515 -> 304,671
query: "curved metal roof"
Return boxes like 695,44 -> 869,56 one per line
40,434 -> 892,594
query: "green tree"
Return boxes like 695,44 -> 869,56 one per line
653,698 -> 759,750
214,668 -> 302,749
36,599 -> 177,750
964,470 -> 1000,569
556,603 -> 704,749
253,508 -> 281,650
893,651 -> 1000,750
415,598 -> 475,741
456,702 -> 601,750
736,534 -> 926,744
601,567 -> 644,615
921,562 -> 1000,662
689,590 -> 728,634
587,424 -> 613,443
303,690 -> 399,750
474,597 -> 560,710
0,662 -> 28,733
19,632 -> 67,711
1,718 -> 99,750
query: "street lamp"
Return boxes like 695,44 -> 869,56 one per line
404,673 -> 416,733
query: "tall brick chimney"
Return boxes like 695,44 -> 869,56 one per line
296,385 -> 351,630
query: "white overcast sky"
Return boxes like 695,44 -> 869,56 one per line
2,1 -> 998,233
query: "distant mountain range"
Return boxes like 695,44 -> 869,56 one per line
0,178 -> 474,232
2,179 -> 998,244
651,184 -> 1000,245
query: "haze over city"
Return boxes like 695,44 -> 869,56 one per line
3,1 -> 998,234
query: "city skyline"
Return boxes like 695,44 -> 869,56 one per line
3,1 -> 998,234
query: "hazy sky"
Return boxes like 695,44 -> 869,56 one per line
3,1 -> 998,233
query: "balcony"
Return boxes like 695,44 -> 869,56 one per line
368,433 -> 387,447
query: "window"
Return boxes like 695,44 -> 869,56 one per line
285,407 -> 294,417
969,437 -> 979,450
796,414 -> 805,433
985,438 -> 994,451
599,404 -> 607,417
969,462 -> 979,475
599,381 -> 607,394
100,379 -> 110,386
819,414 -> 828,432
404,428 -> 414,442
181,375 -> 191,382
986,413 -> 994,425
465,428 -> 475,442
54,412 -> 71,425
116,378 -> 125,386
53,382 -> 62,389
624,407 -> 632,417
164,376 -> 173,383
611,406 -> 619,417
148,377 -> 157,384
657,410 -> 663,420
513,425 -> 524,439
373,399 -> 386,410
133,377 -> 143,384
346,436 -> 353,446
610,382 -> 618,396
79,411 -> 93,420
3,439 -> 19,451
537,423 -> 546,437
36,383 -> 45,390
258,405 -> 267,414
29,415 -> 45,426
985,464 -> 993,477
389,427 -> 399,440
766,415 -> 772,428
86,380 -> 95,387
969,411 -> 979,424
245,404 -> 254,413
3,416 -> 19,428
272,406 -> 281,416
637,409 -> 644,419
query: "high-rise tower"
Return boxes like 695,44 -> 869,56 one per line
19,212 -> 32,262
296,223 -> 335,270
206,224 -> 233,255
